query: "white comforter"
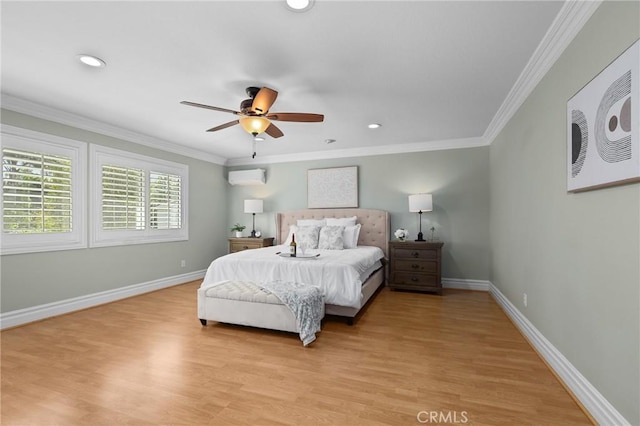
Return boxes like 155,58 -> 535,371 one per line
202,245 -> 384,308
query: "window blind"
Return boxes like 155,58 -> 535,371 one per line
150,172 -> 182,230
101,165 -> 145,230
2,148 -> 72,234
90,144 -> 188,247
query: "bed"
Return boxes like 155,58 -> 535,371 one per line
201,208 -> 389,323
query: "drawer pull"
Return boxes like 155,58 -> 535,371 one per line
242,246 -> 249,249
411,277 -> 419,282
412,252 -> 420,258
411,264 -> 419,269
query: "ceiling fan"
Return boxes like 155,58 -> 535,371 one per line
181,86 -> 324,139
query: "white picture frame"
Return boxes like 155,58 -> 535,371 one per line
307,166 -> 358,208
567,39 -> 640,192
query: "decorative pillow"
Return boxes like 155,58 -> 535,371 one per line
284,225 -> 298,245
318,225 -> 345,250
326,216 -> 357,227
295,225 -> 321,249
297,219 -> 326,227
343,223 -> 361,249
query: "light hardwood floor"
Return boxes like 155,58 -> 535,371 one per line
1,281 -> 591,425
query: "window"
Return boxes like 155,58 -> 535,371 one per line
149,172 -> 182,230
3,148 -> 72,233
101,165 -> 145,230
1,126 -> 87,255
90,145 -> 188,247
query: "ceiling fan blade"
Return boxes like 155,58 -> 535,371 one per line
180,101 -> 240,115
265,123 -> 284,138
266,112 -> 324,122
251,88 -> 278,114
206,120 -> 239,132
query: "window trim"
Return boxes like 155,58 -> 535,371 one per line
1,125 -> 87,255
89,145 -> 189,247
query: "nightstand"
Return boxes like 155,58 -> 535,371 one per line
388,241 -> 444,294
228,237 -> 274,253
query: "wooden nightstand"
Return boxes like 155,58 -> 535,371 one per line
228,237 -> 274,253
388,241 -> 444,294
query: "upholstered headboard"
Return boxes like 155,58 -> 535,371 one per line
275,208 -> 390,258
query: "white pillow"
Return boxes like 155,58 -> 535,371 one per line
297,219 -> 326,227
288,219 -> 358,247
343,223 -> 361,249
326,216 -> 357,227
284,225 -> 298,245
318,226 -> 345,250
295,225 -> 322,249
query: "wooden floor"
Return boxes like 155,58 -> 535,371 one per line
1,281 -> 591,425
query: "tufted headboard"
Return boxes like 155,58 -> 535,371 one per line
275,208 -> 390,258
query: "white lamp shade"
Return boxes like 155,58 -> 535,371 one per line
244,199 -> 263,214
408,194 -> 433,212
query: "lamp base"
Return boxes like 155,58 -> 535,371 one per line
249,213 -> 257,238
415,232 -> 425,242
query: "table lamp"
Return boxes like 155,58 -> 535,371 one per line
408,194 -> 433,242
244,199 -> 263,238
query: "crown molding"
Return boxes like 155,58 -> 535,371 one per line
2,93 -> 486,167
1,1 -> 601,167
483,0 -> 603,144
225,136 -> 488,166
1,94 -> 227,165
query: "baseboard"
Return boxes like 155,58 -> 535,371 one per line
489,283 -> 630,426
442,278 -> 490,291
0,270 -> 206,330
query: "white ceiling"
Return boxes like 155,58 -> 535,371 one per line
1,1 -> 564,164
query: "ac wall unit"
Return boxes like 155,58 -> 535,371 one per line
228,168 -> 266,186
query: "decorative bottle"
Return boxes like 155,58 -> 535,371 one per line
290,233 -> 297,257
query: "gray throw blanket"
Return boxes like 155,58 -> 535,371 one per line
259,281 -> 323,346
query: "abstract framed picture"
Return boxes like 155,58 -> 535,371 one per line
567,39 -> 640,192
307,166 -> 358,208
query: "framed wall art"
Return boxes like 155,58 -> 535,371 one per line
567,39 -> 640,192
307,166 -> 358,208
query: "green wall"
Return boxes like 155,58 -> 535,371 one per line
0,111 -> 491,309
489,2 -> 640,423
0,109 -> 229,312
227,147 -> 491,281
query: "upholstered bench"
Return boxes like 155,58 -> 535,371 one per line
197,280 -> 324,344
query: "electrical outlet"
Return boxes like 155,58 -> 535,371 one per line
180,260 -> 186,268
523,293 -> 528,308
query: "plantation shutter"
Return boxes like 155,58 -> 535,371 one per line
101,165 -> 145,230
149,172 -> 182,229
2,148 -> 72,234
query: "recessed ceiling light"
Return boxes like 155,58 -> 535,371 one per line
77,54 -> 106,68
285,0 -> 314,12
325,139 -> 336,144
368,123 -> 381,129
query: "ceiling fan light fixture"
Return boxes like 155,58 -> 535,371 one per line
182,86 -> 321,139
285,0 -> 314,12
77,54 -> 106,68
240,116 -> 271,136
